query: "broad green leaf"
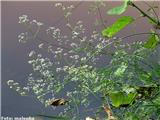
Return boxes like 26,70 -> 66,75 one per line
102,16 -> 134,38
109,91 -> 137,107
123,92 -> 137,105
144,33 -> 159,49
109,91 -> 124,107
107,0 -> 130,15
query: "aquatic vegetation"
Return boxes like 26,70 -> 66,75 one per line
7,1 -> 160,120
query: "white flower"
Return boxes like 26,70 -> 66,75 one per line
77,20 -> 82,24
70,43 -> 78,48
38,43 -> 44,49
66,23 -> 71,27
37,54 -> 42,58
18,32 -> 28,43
20,92 -> 26,96
72,31 -> 79,36
63,53 -> 68,56
73,55 -> 79,60
65,12 -> 72,18
28,60 -> 33,64
56,68 -> 61,72
81,57 -> 86,61
29,51 -> 36,57
37,22 -> 43,26
31,20 -> 43,26
16,87 -> 20,91
7,80 -> 14,85
63,66 -> 68,71
55,3 -> 62,7
86,117 -> 95,120
19,15 -> 29,24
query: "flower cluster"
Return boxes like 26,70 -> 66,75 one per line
7,80 -> 29,96
18,15 -> 44,44
55,3 -> 75,18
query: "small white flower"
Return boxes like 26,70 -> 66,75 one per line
7,80 -> 14,85
63,53 -> 68,56
74,55 -> 79,60
20,92 -> 26,96
63,66 -> 68,71
65,12 -> 72,18
70,43 -> 78,48
86,117 -> 95,120
55,3 -> 62,7
72,31 -> 79,36
56,68 -> 61,72
28,60 -> 33,64
38,43 -> 44,49
77,20 -> 82,24
32,19 -> 37,23
29,51 -> 36,57
19,15 -> 29,24
37,54 -> 42,58
37,22 -> 43,26
16,87 -> 20,91
81,57 -> 86,61
62,6 -> 66,10
18,32 -> 28,43
66,23 -> 71,27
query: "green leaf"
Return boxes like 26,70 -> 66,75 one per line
109,91 -> 137,107
109,91 -> 124,107
144,33 -> 159,49
153,96 -> 160,105
107,0 -> 130,15
102,16 -> 134,38
123,92 -> 137,105
125,113 -> 139,120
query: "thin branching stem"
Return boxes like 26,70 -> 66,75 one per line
129,1 -> 159,25
142,1 -> 159,22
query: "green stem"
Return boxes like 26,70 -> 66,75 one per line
121,32 -> 160,40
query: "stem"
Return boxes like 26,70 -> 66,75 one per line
97,7 -> 106,28
121,32 -> 160,40
142,1 -> 159,22
129,1 -> 159,25
51,1 -> 83,27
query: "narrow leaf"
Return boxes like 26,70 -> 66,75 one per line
144,33 -> 159,49
102,16 -> 134,38
107,0 -> 130,15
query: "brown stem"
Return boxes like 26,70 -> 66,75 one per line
103,105 -> 117,120
129,1 -> 159,25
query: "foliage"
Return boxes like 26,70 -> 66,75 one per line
107,0 -> 130,15
7,1 -> 160,120
144,32 -> 159,49
102,16 -> 134,38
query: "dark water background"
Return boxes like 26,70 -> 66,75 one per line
1,1 -> 160,119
